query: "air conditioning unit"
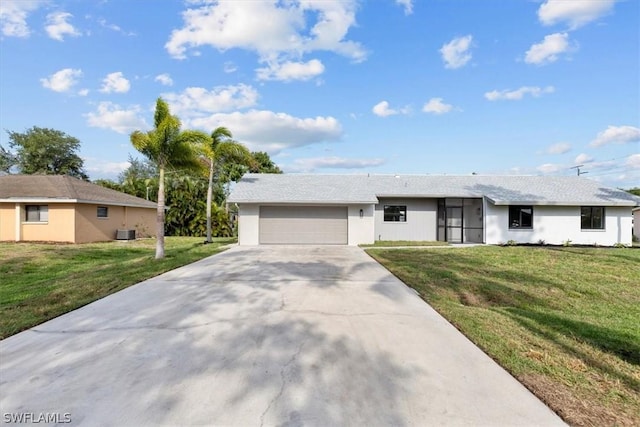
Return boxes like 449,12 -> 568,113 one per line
116,229 -> 136,240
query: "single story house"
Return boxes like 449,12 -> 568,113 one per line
228,174 -> 640,246
0,175 -> 156,243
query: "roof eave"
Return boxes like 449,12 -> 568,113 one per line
228,199 -> 377,205
0,197 -> 155,208
490,200 -> 638,207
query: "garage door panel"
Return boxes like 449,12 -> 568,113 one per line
259,206 -> 347,244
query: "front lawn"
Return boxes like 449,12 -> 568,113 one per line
0,237 -> 234,339
367,246 -> 640,426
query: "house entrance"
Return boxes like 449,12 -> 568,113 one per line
437,198 -> 483,243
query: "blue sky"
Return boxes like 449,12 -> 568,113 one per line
1,0 -> 638,187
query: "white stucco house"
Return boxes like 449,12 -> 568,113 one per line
228,174 -> 640,246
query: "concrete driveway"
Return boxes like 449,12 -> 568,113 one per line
0,246 -> 564,426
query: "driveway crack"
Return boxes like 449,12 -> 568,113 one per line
259,341 -> 304,427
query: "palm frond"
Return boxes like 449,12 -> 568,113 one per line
154,98 -> 171,128
215,141 -> 251,163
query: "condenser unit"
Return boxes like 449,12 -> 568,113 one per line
116,229 -> 136,240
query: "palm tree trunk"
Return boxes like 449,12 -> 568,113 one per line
206,160 -> 214,243
156,166 -> 165,259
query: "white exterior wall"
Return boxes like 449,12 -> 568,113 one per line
485,204 -> 633,246
634,210 -> 640,240
348,205 -> 374,245
374,198 -> 437,241
236,203 -> 374,245
237,204 -> 260,245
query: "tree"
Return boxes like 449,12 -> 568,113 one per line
119,155 -> 157,200
130,98 -> 208,259
6,126 -> 88,179
249,151 -> 282,174
626,188 -> 640,197
0,145 -> 16,173
201,127 -> 251,244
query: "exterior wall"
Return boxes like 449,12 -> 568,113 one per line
0,203 -> 16,241
238,204 -> 260,245
1,202 -> 155,243
20,203 -> 76,243
634,209 -> 640,240
74,204 -> 155,243
374,198 -> 437,241
347,205 -> 374,245
485,204 -> 633,246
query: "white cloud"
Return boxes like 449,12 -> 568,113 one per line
574,153 -> 593,164
84,158 -> 131,178
525,32 -> 571,65
545,142 -> 572,154
590,125 -> 640,147
536,163 -> 565,174
165,0 -> 366,78
0,0 -> 45,37
78,88 -> 89,96
395,0 -> 413,15
97,18 -> 135,36
256,59 -> 325,81
45,12 -> 81,41
154,73 -> 174,86
422,98 -> 453,115
538,0 -> 616,29
440,35 -> 473,69
40,68 -> 83,93
163,84 -> 259,119
289,156 -> 386,172
485,86 -> 555,101
99,72 -> 131,93
85,102 -> 148,134
189,110 -> 342,153
372,101 -> 397,117
223,61 -> 237,73
372,101 -> 410,117
626,154 -> 640,169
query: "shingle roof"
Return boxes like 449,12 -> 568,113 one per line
228,174 -> 640,207
0,175 -> 156,208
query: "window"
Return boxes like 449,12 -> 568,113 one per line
25,205 -> 48,222
384,205 -> 407,222
581,207 -> 604,230
509,206 -> 533,229
97,206 -> 109,218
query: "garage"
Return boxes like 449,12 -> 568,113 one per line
259,206 -> 348,244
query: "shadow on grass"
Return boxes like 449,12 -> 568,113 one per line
370,249 -> 554,309
503,308 -> 640,391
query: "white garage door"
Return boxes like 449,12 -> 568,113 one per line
259,206 -> 348,245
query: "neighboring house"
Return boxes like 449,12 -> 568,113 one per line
0,175 -> 156,243
228,174 -> 640,246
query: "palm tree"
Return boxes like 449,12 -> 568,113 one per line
130,98 -> 208,259
202,127 -> 251,243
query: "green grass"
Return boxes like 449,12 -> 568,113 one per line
367,246 -> 640,426
0,237 -> 235,339
359,240 -> 450,248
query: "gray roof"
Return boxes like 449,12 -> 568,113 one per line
228,174 -> 640,207
0,175 -> 156,208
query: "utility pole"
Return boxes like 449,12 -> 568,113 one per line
570,165 -> 588,176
